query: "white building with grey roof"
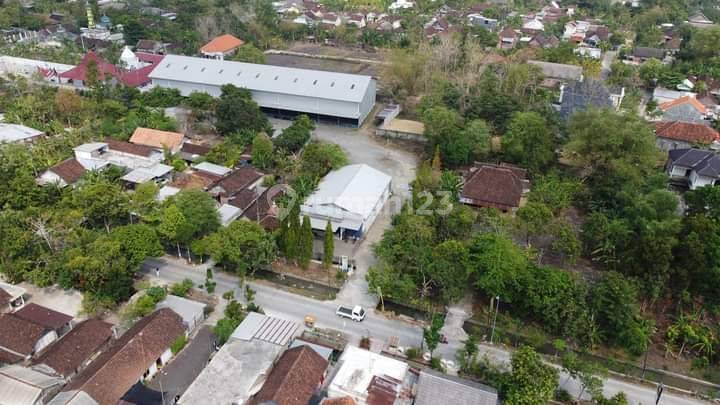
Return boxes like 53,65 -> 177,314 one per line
148,54 -> 377,126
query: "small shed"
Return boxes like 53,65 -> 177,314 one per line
156,295 -> 206,333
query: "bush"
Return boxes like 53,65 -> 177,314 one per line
247,302 -> 264,313
430,357 -> 445,372
171,334 -> 188,354
554,388 -> 573,404
170,278 -> 194,297
222,291 -> 235,300
405,347 -> 421,360
146,286 -> 167,302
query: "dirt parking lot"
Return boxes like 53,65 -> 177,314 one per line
270,118 -> 419,198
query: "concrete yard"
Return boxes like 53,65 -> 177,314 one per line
18,282 -> 84,319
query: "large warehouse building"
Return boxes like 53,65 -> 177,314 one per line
301,164 -> 392,239
149,54 -> 376,126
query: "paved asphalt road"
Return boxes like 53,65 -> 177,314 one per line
142,258 -> 708,404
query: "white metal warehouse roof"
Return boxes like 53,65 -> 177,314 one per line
148,54 -> 373,103
302,164 -> 392,220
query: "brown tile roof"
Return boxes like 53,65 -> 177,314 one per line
180,142 -> 212,156
63,308 -> 184,405
461,163 -> 529,210
209,166 -> 263,196
171,171 -> 221,190
659,96 -> 708,114
129,127 -> 184,151
0,313 -> 48,356
499,27 -> 517,39
200,34 -> 244,53
243,187 -> 284,230
323,397 -> 357,405
49,158 -> 86,184
0,289 -> 11,309
33,319 -> 113,377
228,188 -> 258,211
249,345 -> 328,405
13,303 -> 72,330
655,121 -> 719,144
366,375 -> 402,405
105,138 -> 155,157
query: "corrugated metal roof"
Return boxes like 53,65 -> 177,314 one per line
0,123 -> 43,143
230,312 -> 298,346
302,164 -> 391,220
0,365 -> 63,405
193,162 -> 232,177
149,54 -> 373,103
47,390 -> 99,405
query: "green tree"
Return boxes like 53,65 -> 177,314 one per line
506,346 -> 559,405
688,26 -> 720,60
516,201 -> 553,246
428,240 -> 469,302
298,215 -> 314,268
203,221 -> 277,276
502,112 -> 555,173
158,204 -> 188,257
423,314 -> 444,357
274,115 -> 314,153
300,141 -> 348,179
215,84 -> 271,135
251,132 -> 274,170
232,43 -> 268,64
323,220 -> 334,268
70,177 -> 129,232
174,190 -> 221,241
110,224 -> 163,268
129,181 -> 159,220
468,233 -> 529,303
589,272 -> 647,353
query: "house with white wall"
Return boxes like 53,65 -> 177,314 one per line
667,148 -> 720,189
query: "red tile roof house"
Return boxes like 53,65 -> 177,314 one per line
460,162 -> 531,213
206,166 -> 265,204
654,121 -> 720,151
129,127 -> 185,154
13,303 -> 73,337
248,345 -> 329,405
55,308 -> 185,405
58,51 -> 164,89
0,313 -> 60,365
200,34 -> 245,60
659,96 -> 710,125
32,319 -> 113,380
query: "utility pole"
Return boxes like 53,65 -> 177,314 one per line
656,382 -> 664,404
490,296 -> 500,344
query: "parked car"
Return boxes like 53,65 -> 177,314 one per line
336,305 -> 366,322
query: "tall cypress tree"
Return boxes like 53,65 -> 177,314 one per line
299,215 -> 313,268
323,221 -> 334,269
281,202 -> 301,261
